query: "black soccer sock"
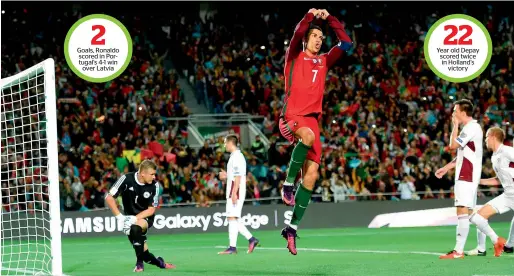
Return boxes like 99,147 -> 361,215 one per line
129,225 -> 145,263
143,250 -> 162,267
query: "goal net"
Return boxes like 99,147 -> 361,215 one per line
0,59 -> 62,275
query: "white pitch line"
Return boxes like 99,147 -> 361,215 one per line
59,227 -> 468,247
0,268 -> 73,276
214,246 -> 514,259
214,246 -> 443,256
1,267 -> 44,275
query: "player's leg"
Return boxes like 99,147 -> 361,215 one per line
290,116 -> 320,228
282,159 -> 319,255
130,219 -> 148,271
466,204 -> 487,256
138,217 -> 176,270
440,182 -> 473,259
219,201 -> 239,254
466,226 -> 487,256
472,185 -> 487,255
234,201 -> 260,253
129,219 -> 149,272
291,160 -> 318,228
279,116 -> 314,206
281,116 -> 321,255
286,126 -> 314,182
504,215 -> 514,253
476,226 -> 487,254
470,195 -> 508,257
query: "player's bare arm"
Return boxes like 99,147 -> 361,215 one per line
480,177 -> 501,186
286,9 -> 319,60
320,10 -> 353,68
232,175 -> 241,205
435,158 -> 457,178
105,178 -> 133,223
105,190 -> 136,234
105,193 -> 122,216
219,169 -> 227,181
136,206 -> 156,220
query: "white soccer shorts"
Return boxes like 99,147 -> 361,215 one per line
225,199 -> 244,218
487,193 -> 514,215
454,181 -> 478,208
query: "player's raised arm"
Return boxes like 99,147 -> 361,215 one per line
286,9 -> 318,61
449,117 -> 463,150
321,10 -> 353,68
450,99 -> 476,150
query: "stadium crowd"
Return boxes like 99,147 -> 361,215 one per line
174,3 -> 514,203
1,3 -> 514,212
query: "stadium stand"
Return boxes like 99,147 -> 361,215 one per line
1,2 -> 513,212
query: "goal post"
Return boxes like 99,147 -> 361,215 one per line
0,58 -> 63,275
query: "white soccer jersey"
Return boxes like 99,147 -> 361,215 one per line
491,144 -> 514,197
226,149 -> 247,200
455,120 -> 483,185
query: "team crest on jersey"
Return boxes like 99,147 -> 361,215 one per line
144,192 -> 151,198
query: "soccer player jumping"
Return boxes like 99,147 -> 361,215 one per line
279,8 -> 352,255
105,160 -> 176,272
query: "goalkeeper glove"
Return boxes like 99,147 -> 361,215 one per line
116,214 -> 137,235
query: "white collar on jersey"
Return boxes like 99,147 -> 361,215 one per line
134,172 -> 145,186
463,119 -> 478,127
493,144 -> 504,156
230,149 -> 240,157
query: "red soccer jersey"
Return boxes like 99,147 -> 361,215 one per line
281,12 -> 352,118
283,52 -> 328,116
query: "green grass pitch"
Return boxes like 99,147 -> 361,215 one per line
4,222 -> 514,276
62,222 -> 514,276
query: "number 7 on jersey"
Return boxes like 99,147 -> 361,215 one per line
312,69 -> 318,82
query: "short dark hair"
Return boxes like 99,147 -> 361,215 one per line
454,99 -> 474,117
304,25 -> 323,42
225,134 -> 239,146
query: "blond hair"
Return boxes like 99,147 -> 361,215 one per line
487,127 -> 505,143
139,159 -> 157,172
